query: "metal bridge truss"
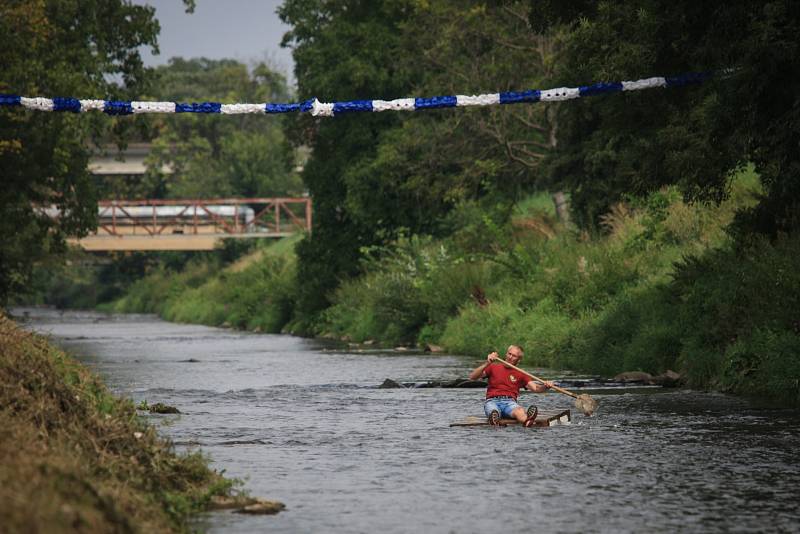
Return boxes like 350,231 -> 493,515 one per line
56,197 -> 312,251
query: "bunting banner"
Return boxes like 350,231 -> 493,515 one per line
0,72 -> 708,118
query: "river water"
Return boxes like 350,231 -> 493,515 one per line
14,308 -> 800,533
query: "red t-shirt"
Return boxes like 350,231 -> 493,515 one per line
483,362 -> 532,400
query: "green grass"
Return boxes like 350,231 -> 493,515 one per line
105,235 -> 302,333
513,191 -> 558,218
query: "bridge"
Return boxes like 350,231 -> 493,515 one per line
59,197 -> 312,251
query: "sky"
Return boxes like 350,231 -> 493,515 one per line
133,0 -> 296,87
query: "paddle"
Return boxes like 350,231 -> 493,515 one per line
492,358 -> 598,416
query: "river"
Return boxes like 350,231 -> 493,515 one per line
14,308 -> 800,533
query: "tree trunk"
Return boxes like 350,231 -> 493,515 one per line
552,191 -> 570,224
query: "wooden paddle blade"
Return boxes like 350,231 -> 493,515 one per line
575,394 -> 598,416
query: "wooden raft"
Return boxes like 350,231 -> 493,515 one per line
450,409 -> 571,428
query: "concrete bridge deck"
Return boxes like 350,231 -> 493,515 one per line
70,232 -> 299,251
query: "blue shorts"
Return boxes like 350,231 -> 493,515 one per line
484,396 -> 522,418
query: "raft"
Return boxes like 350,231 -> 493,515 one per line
450,409 -> 571,428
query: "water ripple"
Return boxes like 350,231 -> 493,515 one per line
17,308 -> 800,534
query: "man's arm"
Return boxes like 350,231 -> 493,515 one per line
468,351 -> 499,380
525,379 -> 555,393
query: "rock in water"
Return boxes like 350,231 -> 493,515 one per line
652,369 -> 682,387
613,371 -> 653,383
209,495 -> 254,510
149,403 -> 180,414
414,381 -> 442,388
378,378 -> 404,389
235,499 -> 286,515
454,380 -> 488,388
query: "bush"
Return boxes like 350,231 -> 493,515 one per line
162,253 -> 297,333
439,298 -> 575,368
670,234 -> 800,395
721,329 -> 800,401
672,234 -> 800,352
566,285 -> 681,375
322,236 -> 495,345
101,238 -> 301,334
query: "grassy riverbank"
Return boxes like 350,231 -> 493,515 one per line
0,313 -> 241,532
102,236 -> 300,334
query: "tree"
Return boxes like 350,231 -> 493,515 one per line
140,58 -> 301,199
528,0 -> 800,232
0,0 -> 159,304
344,2 -> 560,233
279,0 -> 559,326
279,0 -> 419,325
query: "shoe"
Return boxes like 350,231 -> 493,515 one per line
524,405 -> 538,427
488,410 -> 502,426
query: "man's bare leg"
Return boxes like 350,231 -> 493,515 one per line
511,406 -> 528,424
512,406 -> 538,427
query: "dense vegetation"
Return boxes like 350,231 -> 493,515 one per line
77,168 -> 798,402
529,0 -> 800,235
0,0 -> 160,304
105,237 -> 299,333
278,1 -> 563,327
4,1 -> 800,405
0,313 -> 240,532
277,0 -> 800,323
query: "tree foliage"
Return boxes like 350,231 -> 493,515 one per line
528,0 -> 800,232
0,0 -> 159,304
94,58 -> 301,200
280,0 -> 557,324
279,0 -> 418,323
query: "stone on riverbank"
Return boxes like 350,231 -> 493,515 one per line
453,379 -> 488,388
612,370 -> 683,387
379,378 -> 489,388
210,495 -> 286,515
209,495 -> 255,510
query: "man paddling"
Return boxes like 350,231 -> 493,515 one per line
468,345 -> 554,427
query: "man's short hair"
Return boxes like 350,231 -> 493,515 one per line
508,344 -> 524,357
